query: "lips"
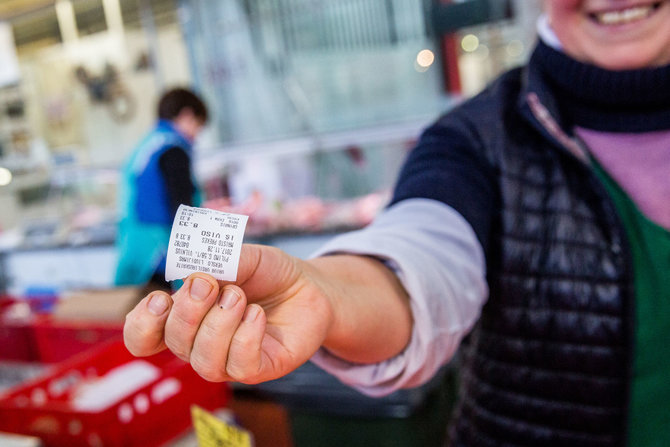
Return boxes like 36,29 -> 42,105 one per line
589,2 -> 662,25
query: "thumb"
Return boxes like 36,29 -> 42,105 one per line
230,244 -> 300,300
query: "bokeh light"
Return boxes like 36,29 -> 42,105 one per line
416,49 -> 435,68
461,34 -> 479,53
506,40 -> 524,58
0,167 -> 12,186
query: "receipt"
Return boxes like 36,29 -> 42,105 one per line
165,205 -> 249,282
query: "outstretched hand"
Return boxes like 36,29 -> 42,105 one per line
124,244 -> 333,384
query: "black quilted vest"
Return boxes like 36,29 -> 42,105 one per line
444,52 -> 635,446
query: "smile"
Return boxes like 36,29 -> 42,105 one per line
589,2 -> 663,25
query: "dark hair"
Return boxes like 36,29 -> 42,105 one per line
157,88 -> 208,123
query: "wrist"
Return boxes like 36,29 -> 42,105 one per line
299,256 -> 340,345
303,254 -> 412,364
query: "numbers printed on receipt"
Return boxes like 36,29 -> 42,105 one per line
165,205 -> 249,282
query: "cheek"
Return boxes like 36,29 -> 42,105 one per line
545,0 -> 583,24
545,0 -> 585,43
187,122 -> 203,139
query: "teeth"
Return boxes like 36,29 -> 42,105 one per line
596,6 -> 653,24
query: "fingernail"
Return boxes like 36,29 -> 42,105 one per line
190,278 -> 212,301
219,287 -> 240,310
147,294 -> 169,316
243,305 -> 261,322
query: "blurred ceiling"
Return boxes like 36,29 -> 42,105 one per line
0,0 -> 55,21
0,0 -> 178,49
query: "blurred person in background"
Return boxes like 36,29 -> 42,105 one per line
115,88 -> 208,290
124,0 -> 670,445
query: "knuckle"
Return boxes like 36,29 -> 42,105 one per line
191,354 -> 226,382
225,363 -> 260,384
130,322 -> 153,339
225,351 -> 261,383
164,336 -> 191,362
124,337 -> 152,357
123,335 -> 142,357
199,318 -> 224,338
231,331 -> 256,349
123,324 -> 150,352
124,310 -> 140,327
224,363 -> 247,382
171,308 -> 203,328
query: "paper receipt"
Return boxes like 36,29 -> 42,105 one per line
165,205 -> 249,282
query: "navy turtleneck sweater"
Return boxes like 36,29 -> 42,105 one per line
531,40 -> 670,133
532,40 -> 670,230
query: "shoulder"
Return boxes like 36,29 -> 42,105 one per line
431,67 -> 524,136
416,66 -> 527,167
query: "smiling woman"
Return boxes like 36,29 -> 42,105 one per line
544,0 -> 670,69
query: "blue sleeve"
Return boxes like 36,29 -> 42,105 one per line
390,117 -> 498,250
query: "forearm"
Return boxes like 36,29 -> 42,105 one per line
303,254 -> 412,364
306,200 -> 487,396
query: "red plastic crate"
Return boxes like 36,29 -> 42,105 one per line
0,296 -> 64,362
0,298 -> 38,361
0,340 -> 231,446
0,296 -> 14,313
32,317 -> 124,364
0,320 -> 37,361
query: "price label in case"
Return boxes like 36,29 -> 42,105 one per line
191,405 -> 253,447
165,205 -> 249,282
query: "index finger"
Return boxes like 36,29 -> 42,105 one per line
124,291 -> 173,357
164,273 -> 221,362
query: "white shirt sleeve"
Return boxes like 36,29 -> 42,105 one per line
309,198 -> 488,397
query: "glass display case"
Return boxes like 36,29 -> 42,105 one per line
0,120 -> 425,295
195,117 -> 429,237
